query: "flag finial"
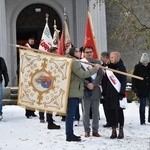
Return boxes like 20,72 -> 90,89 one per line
45,13 -> 49,23
64,7 -> 67,20
53,20 -> 57,29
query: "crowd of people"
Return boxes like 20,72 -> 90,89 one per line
0,37 -> 150,142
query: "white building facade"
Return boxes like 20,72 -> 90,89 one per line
0,0 -> 107,86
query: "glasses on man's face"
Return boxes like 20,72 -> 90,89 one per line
85,51 -> 93,54
75,50 -> 81,53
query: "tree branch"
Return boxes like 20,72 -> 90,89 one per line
119,2 -> 150,29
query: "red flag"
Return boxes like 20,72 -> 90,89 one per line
83,11 -> 99,59
58,19 -> 71,55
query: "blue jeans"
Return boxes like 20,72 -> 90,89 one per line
139,92 -> 150,124
66,98 -> 79,137
74,99 -> 80,121
0,83 -> 3,115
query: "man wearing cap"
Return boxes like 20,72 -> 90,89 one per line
132,53 -> 150,125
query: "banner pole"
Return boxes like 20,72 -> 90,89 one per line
8,43 -> 143,80
79,61 -> 143,81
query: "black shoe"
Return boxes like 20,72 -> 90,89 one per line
48,123 -> 61,129
61,116 -> 66,121
66,135 -> 81,142
73,134 -> 81,139
141,123 -> 146,125
26,116 -> 32,119
110,128 -> 117,139
32,114 -> 37,117
103,123 -> 111,128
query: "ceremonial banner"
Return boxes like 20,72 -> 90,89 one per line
18,49 -> 73,114
84,10 -> 99,59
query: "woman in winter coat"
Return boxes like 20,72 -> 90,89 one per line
132,53 -> 150,125
103,51 -> 127,139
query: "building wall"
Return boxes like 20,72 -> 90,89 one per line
1,0 -> 107,86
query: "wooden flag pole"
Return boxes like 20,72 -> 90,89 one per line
8,44 -> 143,80
8,44 -> 63,57
79,61 -> 143,80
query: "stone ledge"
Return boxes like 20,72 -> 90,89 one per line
2,99 -> 17,105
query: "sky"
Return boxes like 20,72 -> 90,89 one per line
0,101 -> 150,150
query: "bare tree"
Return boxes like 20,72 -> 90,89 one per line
92,0 -> 150,50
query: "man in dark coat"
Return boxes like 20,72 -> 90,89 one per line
0,57 -> 9,120
39,47 -> 61,129
100,52 -> 112,127
24,37 -> 37,118
132,53 -> 150,125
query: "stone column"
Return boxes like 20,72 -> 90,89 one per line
0,0 -> 11,85
0,0 -> 8,59
89,1 -> 107,53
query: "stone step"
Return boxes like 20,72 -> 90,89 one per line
10,94 -> 18,99
2,99 -> 17,105
10,87 -> 18,94
2,87 -> 11,99
2,86 -> 18,99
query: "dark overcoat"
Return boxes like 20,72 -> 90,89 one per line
132,62 -> 150,98
0,57 -> 9,83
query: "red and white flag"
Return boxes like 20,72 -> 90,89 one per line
58,20 -> 71,55
39,23 -> 53,51
83,11 -> 99,59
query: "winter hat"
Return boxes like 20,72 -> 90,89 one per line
140,53 -> 149,64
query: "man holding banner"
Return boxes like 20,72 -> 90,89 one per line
65,47 -> 101,142
103,51 -> 127,139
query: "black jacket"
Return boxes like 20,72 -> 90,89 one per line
104,59 -> 127,110
132,62 -> 150,98
0,57 -> 9,83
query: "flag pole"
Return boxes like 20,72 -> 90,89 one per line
7,43 -> 144,80
79,60 -> 143,80
8,44 -> 65,57
64,7 -> 67,20
53,19 -> 57,29
45,13 -> 49,24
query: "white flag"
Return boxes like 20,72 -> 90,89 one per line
39,23 -> 53,51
